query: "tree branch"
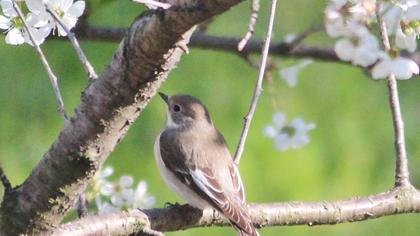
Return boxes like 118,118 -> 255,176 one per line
237,0 -> 259,51
0,0 -> 246,234
53,186 -> 420,235
76,194 -> 88,218
45,4 -> 98,81
75,24 -> 341,62
234,0 -> 278,164
0,167 -> 12,193
377,4 -> 410,187
11,0 -> 68,123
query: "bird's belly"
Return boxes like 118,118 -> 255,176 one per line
154,133 -> 210,209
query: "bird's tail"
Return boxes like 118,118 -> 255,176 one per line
233,224 -> 260,236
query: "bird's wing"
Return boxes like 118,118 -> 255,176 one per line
159,129 -> 257,236
229,163 -> 246,204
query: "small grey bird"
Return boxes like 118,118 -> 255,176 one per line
154,93 -> 259,236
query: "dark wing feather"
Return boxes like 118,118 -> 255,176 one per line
159,130 -> 213,202
159,129 -> 258,236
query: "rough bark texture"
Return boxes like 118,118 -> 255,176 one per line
52,186 -> 420,235
0,0 -> 244,234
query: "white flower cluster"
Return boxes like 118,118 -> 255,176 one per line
279,59 -> 313,87
325,0 -> 420,80
0,0 -> 85,45
91,166 -> 156,214
264,112 -> 316,151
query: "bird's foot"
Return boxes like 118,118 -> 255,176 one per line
164,202 -> 182,208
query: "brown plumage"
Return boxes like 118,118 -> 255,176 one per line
155,93 -> 259,236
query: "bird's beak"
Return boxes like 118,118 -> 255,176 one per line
158,92 -> 169,105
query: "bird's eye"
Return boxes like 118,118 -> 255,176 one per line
173,104 -> 181,112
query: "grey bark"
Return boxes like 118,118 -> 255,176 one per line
52,186 -> 420,235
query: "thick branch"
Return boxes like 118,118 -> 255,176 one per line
0,0 -> 245,234
76,25 -> 420,67
53,186 -> 420,235
77,25 -> 340,62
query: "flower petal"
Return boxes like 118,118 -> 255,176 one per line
135,181 -> 147,198
280,66 -> 299,87
119,176 -> 134,188
100,183 -> 114,196
290,134 -> 310,148
393,58 -> 419,79
272,112 -> 286,128
60,0 -> 73,12
0,14 -> 11,29
372,60 -> 391,79
111,193 -> 124,207
67,1 -> 85,18
1,0 -> 16,17
395,28 -> 417,53
98,202 -> 118,214
335,39 -> 355,62
5,28 -> 25,45
263,125 -> 277,138
274,133 -> 290,151
25,0 -> 45,14
99,166 -> 114,179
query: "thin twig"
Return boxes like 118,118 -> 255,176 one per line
287,25 -> 323,49
45,4 -> 98,81
198,18 -> 214,33
132,0 -> 171,9
238,0 -> 260,51
141,228 -> 164,236
234,0 -> 278,164
11,0 -> 68,124
77,194 -> 89,218
0,167 -> 12,192
376,4 -> 410,187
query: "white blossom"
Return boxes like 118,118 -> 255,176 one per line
1,0 -> 86,45
324,1 -> 384,67
382,0 -> 420,34
372,55 -> 419,80
381,0 -> 420,52
279,59 -> 313,87
133,181 -> 156,208
96,202 -> 118,214
324,0 -> 375,38
334,29 -> 382,66
26,0 -> 85,36
324,0 -> 351,38
91,166 -> 155,214
46,0 -> 85,36
283,33 -> 297,43
395,26 -> 417,52
0,0 -> 26,45
264,112 -> 316,151
0,1 -> 50,45
372,56 -> 419,80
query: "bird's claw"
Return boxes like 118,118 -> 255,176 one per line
164,202 -> 181,208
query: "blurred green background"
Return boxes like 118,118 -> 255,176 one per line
1,0 -> 420,235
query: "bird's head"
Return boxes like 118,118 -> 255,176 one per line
158,93 -> 212,128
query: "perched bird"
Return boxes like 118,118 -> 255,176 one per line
154,93 -> 259,236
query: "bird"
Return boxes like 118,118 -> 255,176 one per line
154,93 -> 259,236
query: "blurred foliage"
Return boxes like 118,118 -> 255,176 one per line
1,0 -> 420,235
